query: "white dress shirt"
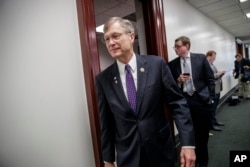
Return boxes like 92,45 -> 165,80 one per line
180,53 -> 195,92
117,54 -> 137,100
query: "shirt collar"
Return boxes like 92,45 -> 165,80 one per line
184,52 -> 191,59
117,53 -> 136,74
180,52 -> 190,60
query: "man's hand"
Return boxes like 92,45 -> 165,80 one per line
178,74 -> 191,84
218,70 -> 225,76
104,162 -> 115,167
207,98 -> 214,105
243,65 -> 250,70
180,147 -> 196,167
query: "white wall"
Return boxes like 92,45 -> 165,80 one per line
248,47 -> 250,56
97,39 -> 114,71
163,0 -> 238,97
0,0 -> 95,167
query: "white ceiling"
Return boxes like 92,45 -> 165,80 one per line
94,0 -> 135,28
94,0 -> 250,44
186,0 -> 250,44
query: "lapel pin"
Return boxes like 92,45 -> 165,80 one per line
140,68 -> 145,72
114,77 -> 118,84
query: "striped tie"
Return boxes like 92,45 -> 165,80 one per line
183,58 -> 194,96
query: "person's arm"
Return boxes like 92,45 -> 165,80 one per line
215,71 -> 225,79
104,162 -> 115,167
177,73 -> 191,85
203,56 -> 216,101
243,59 -> 250,70
161,59 -> 196,166
163,59 -> 195,145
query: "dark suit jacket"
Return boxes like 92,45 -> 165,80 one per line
96,55 -> 194,167
234,58 -> 250,79
168,53 -> 215,103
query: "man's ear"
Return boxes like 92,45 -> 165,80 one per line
129,32 -> 135,43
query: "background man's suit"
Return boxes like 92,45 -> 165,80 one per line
168,53 -> 215,166
234,58 -> 250,79
96,55 -> 195,167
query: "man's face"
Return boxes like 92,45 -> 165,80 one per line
236,56 -> 242,62
173,40 -> 189,57
211,54 -> 216,62
103,22 -> 134,60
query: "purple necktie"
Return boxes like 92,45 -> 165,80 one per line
125,64 -> 137,112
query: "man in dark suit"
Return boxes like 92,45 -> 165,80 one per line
95,17 -> 196,167
168,36 -> 215,167
233,53 -> 250,98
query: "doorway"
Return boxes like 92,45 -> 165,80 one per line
76,0 -> 170,166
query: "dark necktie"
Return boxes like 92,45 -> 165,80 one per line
183,58 -> 194,96
125,64 -> 137,112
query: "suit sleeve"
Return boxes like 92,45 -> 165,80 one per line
160,59 -> 195,147
203,55 -> 216,99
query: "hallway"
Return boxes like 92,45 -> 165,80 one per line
208,97 -> 250,167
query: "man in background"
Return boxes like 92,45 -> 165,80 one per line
206,50 -> 225,132
233,53 -> 250,98
168,36 -> 215,167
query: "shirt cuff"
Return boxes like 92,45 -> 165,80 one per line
182,146 -> 195,148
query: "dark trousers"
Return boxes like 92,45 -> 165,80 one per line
139,145 -> 175,167
139,146 -> 151,167
210,93 -> 220,127
184,92 -> 210,166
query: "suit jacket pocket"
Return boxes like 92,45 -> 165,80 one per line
198,86 -> 209,102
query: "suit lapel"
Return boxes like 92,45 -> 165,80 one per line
110,62 -> 129,109
176,57 -> 182,75
109,56 -> 149,115
136,55 -> 148,115
190,54 -> 196,79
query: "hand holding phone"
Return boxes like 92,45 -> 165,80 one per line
182,73 -> 190,76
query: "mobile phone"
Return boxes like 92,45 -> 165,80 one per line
183,73 -> 190,76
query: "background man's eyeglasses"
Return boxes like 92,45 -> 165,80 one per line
173,45 -> 183,49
